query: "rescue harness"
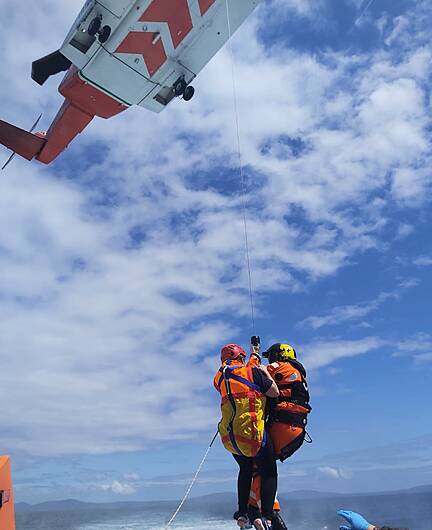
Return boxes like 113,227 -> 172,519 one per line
215,360 -> 267,458
267,358 -> 312,461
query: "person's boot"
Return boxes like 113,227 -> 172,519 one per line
253,518 -> 271,530
270,512 -> 288,530
233,511 -> 251,529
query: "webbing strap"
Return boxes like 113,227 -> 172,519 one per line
271,410 -> 308,427
227,372 -> 261,392
223,367 -> 243,456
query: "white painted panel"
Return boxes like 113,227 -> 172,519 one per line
176,0 -> 259,77
63,0 -> 260,111
61,1 -> 130,67
138,0 -> 260,111
81,48 -> 155,105
96,0 -> 135,18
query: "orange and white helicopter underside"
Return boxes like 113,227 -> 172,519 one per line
62,0 -> 260,112
0,0 -> 259,166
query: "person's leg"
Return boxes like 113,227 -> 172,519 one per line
247,504 -> 262,523
233,454 -> 254,516
271,511 -> 288,530
255,437 -> 278,519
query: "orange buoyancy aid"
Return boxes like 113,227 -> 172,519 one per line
267,359 -> 311,462
249,470 -> 281,513
214,359 -> 267,458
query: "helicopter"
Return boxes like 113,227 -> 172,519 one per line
0,0 -> 259,168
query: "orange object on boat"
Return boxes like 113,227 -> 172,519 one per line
0,456 -> 15,530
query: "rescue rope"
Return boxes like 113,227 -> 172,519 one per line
165,5 -> 258,526
224,0 -> 256,335
352,0 -> 376,29
164,432 -> 218,528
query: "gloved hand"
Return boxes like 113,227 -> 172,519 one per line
337,510 -> 372,530
251,344 -> 261,356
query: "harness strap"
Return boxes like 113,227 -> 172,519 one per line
277,396 -> 311,409
222,366 -> 243,456
277,384 -> 292,390
278,383 -> 303,390
227,372 -> 261,392
271,410 -> 309,427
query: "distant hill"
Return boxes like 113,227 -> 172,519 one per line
14,487 -> 432,530
395,484 -> 432,494
15,484 -> 432,512
15,498 -> 174,513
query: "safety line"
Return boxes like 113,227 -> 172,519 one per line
164,5 -> 257,526
224,0 -> 257,335
164,432 -> 218,528
353,0 -> 377,28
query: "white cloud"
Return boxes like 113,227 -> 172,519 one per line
392,167 -> 431,204
269,0 -> 323,18
0,0 -> 431,458
394,333 -> 432,363
385,16 -> 410,46
353,0 -> 377,29
414,353 -> 432,363
123,473 -> 140,481
318,466 -> 352,480
301,281 -> 418,330
396,223 -> 414,239
301,337 -> 384,370
414,256 -> 432,267
100,480 -> 136,495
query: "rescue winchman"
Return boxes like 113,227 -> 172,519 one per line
213,342 -> 280,530
263,343 -> 312,463
244,341 -> 311,530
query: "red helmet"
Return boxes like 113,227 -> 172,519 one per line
221,344 -> 246,364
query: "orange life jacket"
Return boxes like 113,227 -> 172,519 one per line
214,359 -> 267,458
267,359 -> 311,462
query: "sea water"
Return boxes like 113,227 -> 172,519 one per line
16,510 -> 325,530
77,516 -> 236,530
16,490 -> 432,530
76,518 -> 325,530
18,512 -> 243,530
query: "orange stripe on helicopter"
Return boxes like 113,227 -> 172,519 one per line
116,0 -> 212,77
140,0 -> 193,49
116,32 -> 167,77
198,0 -> 217,15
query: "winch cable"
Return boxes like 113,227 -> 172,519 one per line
225,0 -> 257,335
164,432 -> 218,529
352,0 -> 377,30
165,3 -> 258,526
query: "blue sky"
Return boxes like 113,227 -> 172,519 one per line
0,0 -> 431,505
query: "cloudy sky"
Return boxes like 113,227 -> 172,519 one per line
0,0 -> 431,504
